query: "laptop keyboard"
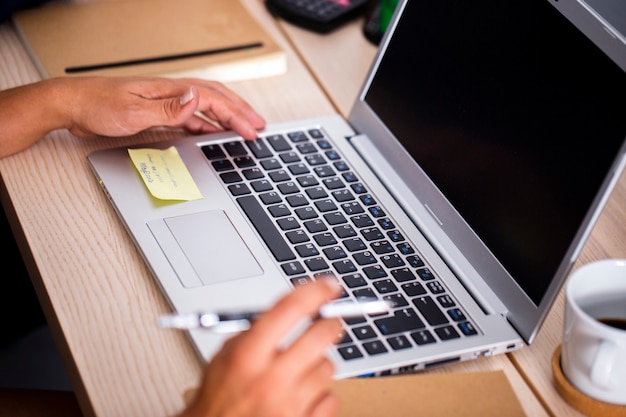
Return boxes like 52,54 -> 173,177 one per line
201,127 -> 479,366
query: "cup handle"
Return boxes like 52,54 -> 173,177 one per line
590,340 -> 617,390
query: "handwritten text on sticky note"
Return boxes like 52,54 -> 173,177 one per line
128,146 -> 202,201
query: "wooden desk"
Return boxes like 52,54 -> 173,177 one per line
0,1 -> 623,416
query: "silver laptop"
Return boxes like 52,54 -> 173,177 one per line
88,0 -> 626,378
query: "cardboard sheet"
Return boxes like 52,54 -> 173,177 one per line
331,370 -> 528,417
12,0 -> 286,82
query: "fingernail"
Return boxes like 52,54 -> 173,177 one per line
179,88 -> 194,105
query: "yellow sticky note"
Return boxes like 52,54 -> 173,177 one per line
128,146 -> 202,201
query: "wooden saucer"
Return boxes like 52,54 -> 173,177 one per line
552,345 -> 626,417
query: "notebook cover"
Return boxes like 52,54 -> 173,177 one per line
330,370 -> 528,417
11,0 -> 286,82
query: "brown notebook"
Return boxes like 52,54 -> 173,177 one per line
12,0 -> 286,82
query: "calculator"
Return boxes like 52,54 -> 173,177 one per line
265,0 -> 371,33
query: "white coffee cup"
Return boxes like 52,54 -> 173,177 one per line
561,259 -> 626,404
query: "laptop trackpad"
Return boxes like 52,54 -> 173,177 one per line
148,210 -> 263,288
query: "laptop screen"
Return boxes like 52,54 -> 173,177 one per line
363,0 -> 626,306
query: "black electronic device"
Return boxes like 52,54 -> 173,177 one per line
265,0 -> 371,33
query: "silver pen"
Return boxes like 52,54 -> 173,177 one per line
158,299 -> 392,333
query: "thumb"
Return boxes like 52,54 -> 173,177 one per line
153,86 -> 199,127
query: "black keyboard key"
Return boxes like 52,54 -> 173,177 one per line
353,251 -> 377,265
323,246 -> 347,260
373,279 -> 398,294
267,134 -> 292,151
332,189 -> 354,202
437,295 -> 456,308
288,131 -> 308,142
402,281 -> 426,296
333,224 -> 356,238
459,321 -> 478,336
435,325 -> 460,340
286,230 -> 309,244
212,159 -> 234,171
361,227 -> 383,241
201,144 -> 226,160
282,261 -> 306,276
277,182 -> 299,194
276,217 -> 300,230
260,158 -> 282,170
447,308 -> 467,322
413,296 -> 448,326
343,237 -> 366,252
224,141 -> 248,157
352,325 -> 377,340
406,255 -> 425,268
411,330 -> 436,345
313,232 -> 337,246
304,219 -> 327,233
259,191 -> 281,205
342,273 -> 367,288
279,151 -> 301,163
363,340 -> 388,355
426,281 -> 445,294
242,167 -> 264,180
378,218 -> 395,230
396,242 -> 415,255
373,242 -> 396,255
337,345 -> 363,360
295,206 -> 318,220
309,129 -> 324,139
333,259 -> 357,274
353,287 -> 376,300
375,309 -> 425,335
351,214 -> 373,228
383,293 -> 408,308
236,195 -> 295,262
268,204 -> 291,218
246,138 -> 273,158
305,186 -> 328,199
391,268 -> 416,282
295,243 -> 319,257
296,143 -> 317,154
234,156 -> 255,168
305,257 -> 329,271
359,194 -> 376,205
362,265 -> 387,280
381,254 -> 405,268
288,163 -> 310,175
386,335 -> 412,350
220,171 -> 242,183
228,183 -> 251,196
417,268 -> 435,280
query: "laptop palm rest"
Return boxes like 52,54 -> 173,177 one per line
147,210 -> 263,288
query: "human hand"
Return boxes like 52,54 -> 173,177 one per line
179,279 -> 345,417
66,76 -> 265,140
0,76 -> 266,158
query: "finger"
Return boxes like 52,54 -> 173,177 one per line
183,78 -> 265,129
275,317 -> 343,382
291,357 -> 337,417
309,392 -> 341,417
239,279 -> 342,363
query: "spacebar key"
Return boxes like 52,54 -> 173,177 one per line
236,195 -> 296,262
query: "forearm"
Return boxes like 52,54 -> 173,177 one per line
0,78 -> 72,158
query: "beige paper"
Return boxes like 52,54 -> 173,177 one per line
331,370 -> 527,417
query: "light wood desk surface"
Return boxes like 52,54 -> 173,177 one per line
0,1 -> 624,416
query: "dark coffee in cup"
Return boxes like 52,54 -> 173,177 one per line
599,318 -> 626,331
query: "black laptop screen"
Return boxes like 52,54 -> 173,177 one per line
365,0 -> 626,305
